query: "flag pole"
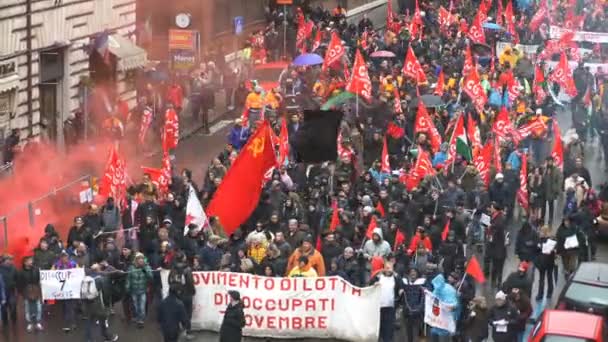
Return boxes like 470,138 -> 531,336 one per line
457,273 -> 467,292
356,93 -> 359,117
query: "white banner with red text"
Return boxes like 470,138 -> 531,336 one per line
161,271 -> 382,341
549,26 -> 608,43
424,290 -> 457,333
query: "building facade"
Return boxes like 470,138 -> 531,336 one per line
0,0 -> 147,149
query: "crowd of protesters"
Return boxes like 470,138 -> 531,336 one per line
2,0 -> 608,341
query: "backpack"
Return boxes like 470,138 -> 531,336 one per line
168,269 -> 187,295
81,276 -> 100,300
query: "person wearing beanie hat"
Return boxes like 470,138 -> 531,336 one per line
488,290 -> 518,342
285,234 -> 326,277
219,290 -> 245,342
501,261 -> 533,299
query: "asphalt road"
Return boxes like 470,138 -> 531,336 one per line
2,106 -> 607,342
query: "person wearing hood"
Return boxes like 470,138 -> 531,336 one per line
167,252 -> 195,339
158,286 -> 188,342
402,268 -> 426,342
489,173 -> 510,212
286,235 -> 326,276
515,220 -> 539,263
363,227 -> 392,260
0,255 -> 17,327
42,224 -> 63,254
16,256 -> 42,333
488,291 -> 519,342
101,197 -> 121,235
369,261 -> 403,342
502,261 -> 533,299
219,290 -> 246,342
464,296 -> 489,342
429,274 -> 461,340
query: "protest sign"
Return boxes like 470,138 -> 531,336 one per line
40,268 -> 85,300
424,290 -> 457,333
161,271 -> 382,341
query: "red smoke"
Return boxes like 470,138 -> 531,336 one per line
0,137 -> 137,265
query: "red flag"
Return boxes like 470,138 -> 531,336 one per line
206,121 -> 276,236
505,0 -> 519,43
394,230 -> 406,252
414,100 -> 442,152
337,132 -> 354,161
404,149 -> 436,191
410,0 -> 423,38
322,32 -> 345,71
438,6 -> 455,30
139,107 -> 152,144
366,216 -> 378,239
492,107 -> 516,139
515,117 -> 548,140
494,137 -> 503,173
434,69 -> 445,96
463,45 -> 474,76
551,120 -> 564,171
516,152 -> 529,213
329,200 -> 340,231
549,52 -> 577,98
467,14 -> 486,44
278,119 -> 290,166
441,219 -> 451,241
99,146 -> 126,199
381,137 -> 391,173
312,29 -> 322,52
507,77 -> 521,104
376,201 -> 386,217
162,108 -> 179,152
533,65 -> 547,105
463,69 -> 487,113
316,234 -> 322,252
387,121 -> 405,139
393,88 -> 403,114
475,141 -> 493,186
497,0 -> 504,26
465,256 -> 486,283
386,0 -> 395,31
529,5 -> 548,32
478,0 -> 489,22
402,47 -> 427,83
346,50 -> 372,102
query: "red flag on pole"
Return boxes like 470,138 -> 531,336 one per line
467,113 -> 482,152
467,14 -> 486,44
278,119 -> 290,166
393,88 -> 403,114
346,50 -> 373,102
549,52 -> 578,98
402,47 -> 427,83
533,65 -> 547,105
312,29 -> 322,52
497,0 -> 504,26
99,146 -> 126,199
322,32 -> 345,71
462,45 -> 474,76
465,255 -> 486,283
441,219 -> 451,241
162,107 -> 179,152
463,69 -> 487,113
505,0 -> 519,43
206,121 -> 276,236
492,107 -> 516,139
381,137 -> 391,173
386,0 -> 395,31
516,153 -> 529,213
551,121 -> 564,171
329,200 -> 340,231
475,141 -> 493,187
366,216 -> 378,239
376,201 -> 386,217
139,107 -> 152,144
435,69 -> 445,96
494,137 -> 503,173
414,101 -> 442,152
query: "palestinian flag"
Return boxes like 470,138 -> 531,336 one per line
447,115 -> 472,163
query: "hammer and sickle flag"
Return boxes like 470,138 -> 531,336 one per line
206,121 -> 276,236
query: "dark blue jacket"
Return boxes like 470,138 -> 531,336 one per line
199,244 -> 224,271
228,126 -> 250,150
402,278 -> 426,316
0,273 -> 6,303
158,293 -> 187,336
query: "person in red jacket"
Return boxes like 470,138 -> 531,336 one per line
166,81 -> 183,111
407,226 -> 433,256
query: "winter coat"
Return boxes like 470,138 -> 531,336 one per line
168,264 -> 196,299
487,213 -> 507,260
286,248 -> 326,276
33,248 -> 56,270
515,224 -> 539,262
67,226 -> 93,248
464,306 -> 489,340
158,294 -> 188,337
199,244 -> 223,271
489,181 -> 510,209
556,223 -> 583,254
543,166 -> 563,201
402,278 -> 426,316
0,264 -> 17,291
0,273 -> 5,303
512,296 -> 532,333
16,266 -> 41,300
362,228 -> 391,258
502,271 -> 533,299
101,205 -> 121,232
336,255 -> 362,286
82,274 -> 112,318
535,237 -> 557,270
126,264 -> 153,295
488,303 -> 519,342
219,302 -> 246,342
430,275 -> 460,337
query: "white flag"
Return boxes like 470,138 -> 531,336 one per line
184,184 -> 208,236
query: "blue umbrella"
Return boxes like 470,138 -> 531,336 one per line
482,22 -> 503,30
292,53 -> 324,66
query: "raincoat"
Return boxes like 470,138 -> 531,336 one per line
430,274 -> 461,336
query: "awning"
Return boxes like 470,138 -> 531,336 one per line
107,34 -> 148,72
0,74 -> 19,94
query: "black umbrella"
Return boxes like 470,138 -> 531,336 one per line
471,42 -> 492,56
409,94 -> 445,108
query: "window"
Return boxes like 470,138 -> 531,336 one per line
565,282 -> 608,307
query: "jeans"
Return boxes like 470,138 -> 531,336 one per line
1,290 -> 17,323
484,257 -> 505,288
24,299 -> 42,324
404,315 -> 422,342
379,307 -> 395,342
131,293 -> 147,322
61,300 -> 75,328
537,266 -> 554,298
182,296 -> 193,332
542,199 -> 555,225
85,317 -> 113,341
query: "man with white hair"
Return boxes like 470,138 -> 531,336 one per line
488,291 -> 519,342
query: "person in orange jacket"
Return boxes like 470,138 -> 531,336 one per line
407,226 -> 433,256
286,235 -> 326,277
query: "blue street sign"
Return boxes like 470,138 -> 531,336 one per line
234,16 -> 244,35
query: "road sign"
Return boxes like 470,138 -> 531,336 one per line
277,0 -> 293,4
234,16 -> 244,35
